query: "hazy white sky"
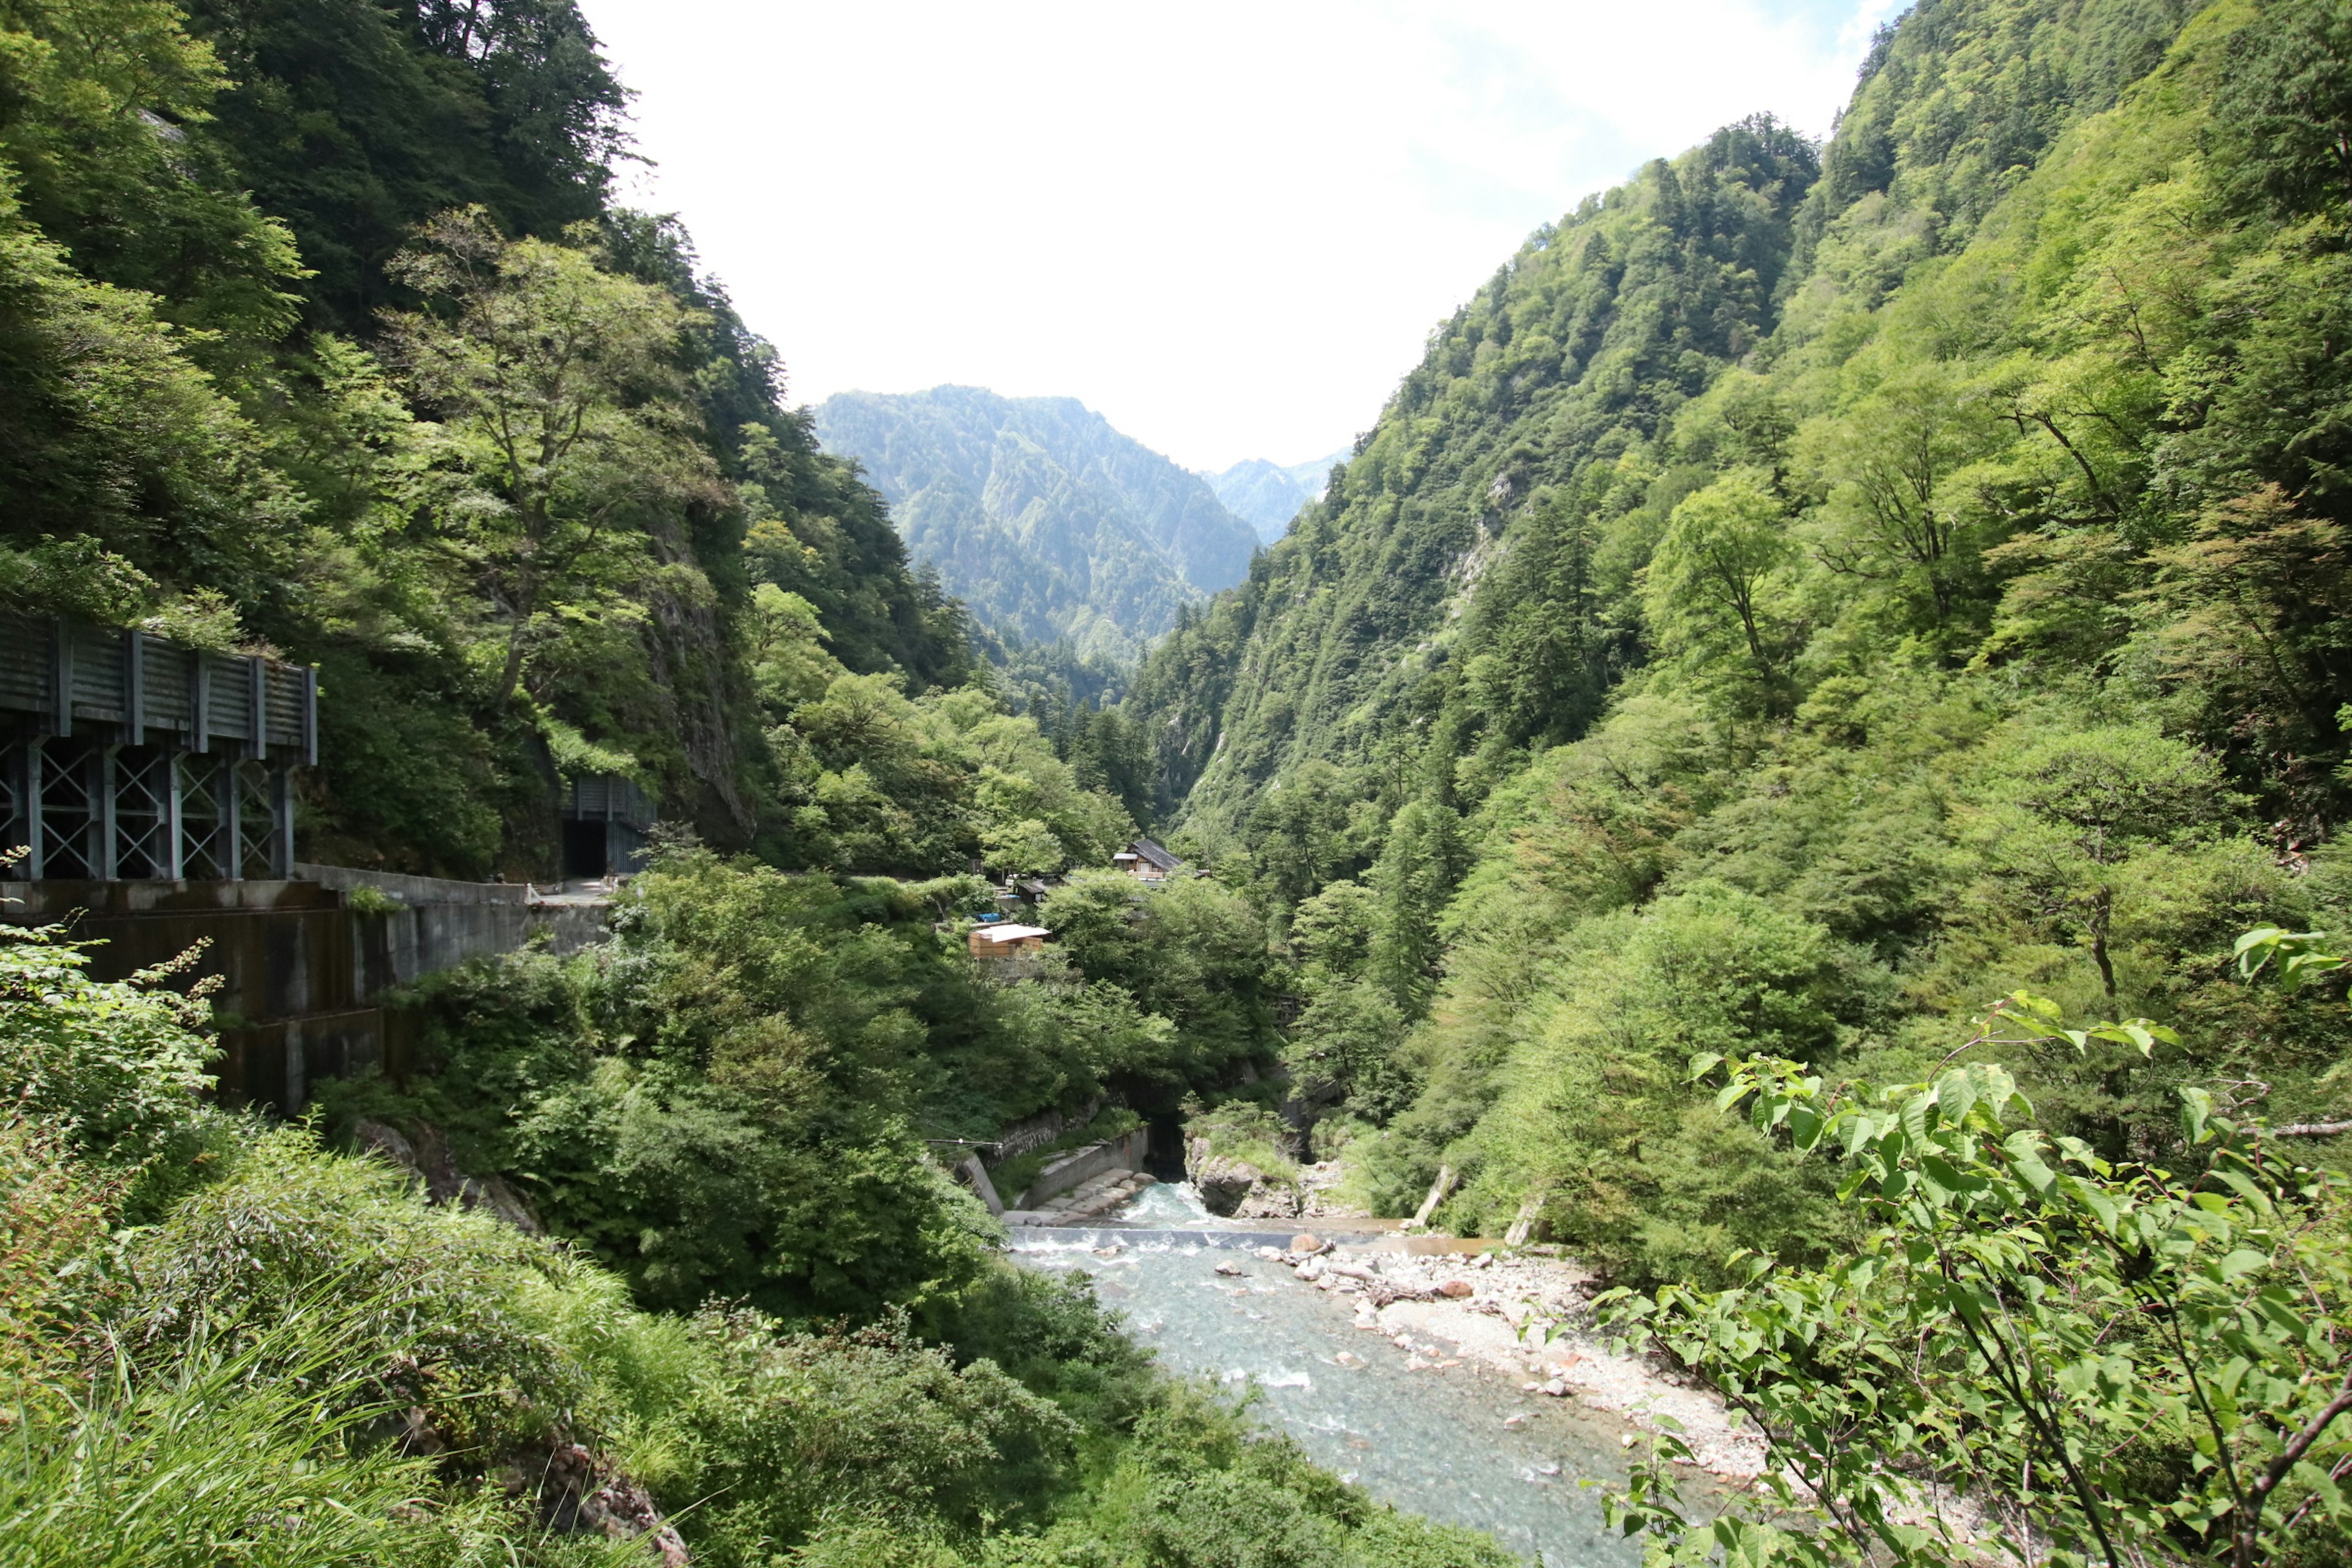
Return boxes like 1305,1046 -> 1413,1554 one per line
582,1 -> 1898,473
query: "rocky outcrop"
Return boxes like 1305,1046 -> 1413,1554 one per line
353,1118 -> 543,1234
1188,1148 -> 1298,1218
503,1434 -> 690,1566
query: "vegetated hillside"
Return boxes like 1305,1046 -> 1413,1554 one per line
0,0 -> 970,880
813,385 -> 1262,662
1126,111 -> 1825,831
1205,450 -> 1349,542
0,4 -> 1507,1566
1129,0 -> 2352,1288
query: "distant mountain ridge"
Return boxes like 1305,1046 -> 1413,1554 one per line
1204,451 -> 1349,542
811,387 -> 1261,663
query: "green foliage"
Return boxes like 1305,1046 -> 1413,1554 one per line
1645,470 -> 1801,713
755,662 -> 1137,878
1183,1099 -> 1300,1183
1043,870 -> 1281,1101
1605,972 -> 2352,1567
1131,113 -> 1822,840
672,1308 -> 1080,1564
385,207 -> 726,709
1,894 -> 1498,1567
1115,0 -> 2352,1303
183,0 -> 625,334
0,1303 -> 587,1568
0,924 -> 216,1166
1438,881 -> 1855,1285
1,0 -> 971,876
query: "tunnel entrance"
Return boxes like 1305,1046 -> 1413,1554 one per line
1144,1115 -> 1188,1182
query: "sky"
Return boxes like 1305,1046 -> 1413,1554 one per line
581,1 -> 1900,474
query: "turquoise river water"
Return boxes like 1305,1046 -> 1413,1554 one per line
1007,1186 -> 1643,1567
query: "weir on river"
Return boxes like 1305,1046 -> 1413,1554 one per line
1008,1186 -> 1643,1567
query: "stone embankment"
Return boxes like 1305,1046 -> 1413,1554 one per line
1263,1234 -> 1769,1480
1002,1170 -> 1158,1226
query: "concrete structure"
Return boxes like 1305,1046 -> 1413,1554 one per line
1,614 -> 619,1113
968,922 -> 1050,957
1,865 -> 609,1112
954,1155 -> 1005,1216
1,612 -> 312,881
1018,1127 -> 1149,1207
1001,1128 -> 1153,1224
561,772 -> 653,878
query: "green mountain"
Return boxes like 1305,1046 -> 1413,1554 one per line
1129,0 -> 2352,1287
1204,450 -> 1349,542
812,386 -> 1262,662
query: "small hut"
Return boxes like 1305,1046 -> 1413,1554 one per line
1112,837 -> 1182,882
968,922 -> 1050,959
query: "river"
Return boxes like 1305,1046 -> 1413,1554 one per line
1007,1185 -> 1644,1567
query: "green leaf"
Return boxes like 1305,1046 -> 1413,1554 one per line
2179,1087 -> 2213,1147
1921,1154 -> 1988,1197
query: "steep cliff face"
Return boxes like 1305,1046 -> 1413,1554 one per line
813,386 -> 1261,662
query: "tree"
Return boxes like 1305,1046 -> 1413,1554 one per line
1368,798 -> 1465,1014
1966,726 -> 2237,1000
1645,471 -> 1798,712
2210,0 -> 2352,225
383,208 -> 723,707
1809,370 -> 1991,628
1604,958 -> 2352,1568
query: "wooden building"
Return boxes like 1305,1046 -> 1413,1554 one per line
968,922 -> 1050,958
1110,837 -> 1182,882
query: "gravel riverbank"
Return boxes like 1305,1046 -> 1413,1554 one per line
1268,1235 -> 1769,1481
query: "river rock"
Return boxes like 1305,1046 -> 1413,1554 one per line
353,1118 -> 417,1173
1213,1260 -> 1245,1276
1439,1279 -> 1474,1298
1191,1155 -> 1263,1216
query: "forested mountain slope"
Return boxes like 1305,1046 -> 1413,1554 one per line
813,385 -> 1261,662
0,4 -> 1517,1566
1126,112 -> 1825,830
1130,0 -> 2352,1288
0,0 -> 973,880
1204,450 -> 1348,542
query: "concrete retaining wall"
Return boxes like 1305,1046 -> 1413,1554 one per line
1020,1128 -> 1148,1207
2,869 -> 611,1112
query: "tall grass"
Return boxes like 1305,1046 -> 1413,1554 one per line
0,1300 -> 640,1567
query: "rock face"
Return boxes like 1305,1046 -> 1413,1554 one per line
353,1117 -> 543,1234
505,1436 -> 688,1566
1189,1152 -> 1298,1218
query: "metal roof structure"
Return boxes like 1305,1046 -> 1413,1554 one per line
2,612 -> 315,880
1128,837 -> 1182,873
972,923 -> 1052,944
